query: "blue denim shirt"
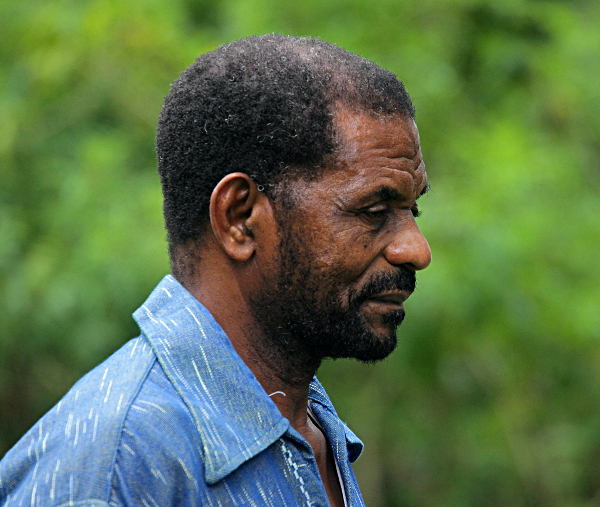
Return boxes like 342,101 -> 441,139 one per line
0,275 -> 365,507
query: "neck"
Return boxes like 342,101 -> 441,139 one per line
242,327 -> 322,426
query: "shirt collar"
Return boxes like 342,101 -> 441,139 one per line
308,379 -> 364,463
133,275 -> 363,482
134,275 -> 289,484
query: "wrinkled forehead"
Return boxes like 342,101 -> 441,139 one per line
329,107 -> 424,188
332,107 -> 421,165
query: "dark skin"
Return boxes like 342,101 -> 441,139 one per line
181,109 -> 431,506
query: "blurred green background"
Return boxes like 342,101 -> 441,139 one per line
1,0 -> 600,505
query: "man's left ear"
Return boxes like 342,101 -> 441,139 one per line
209,172 -> 263,262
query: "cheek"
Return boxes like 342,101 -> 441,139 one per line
291,212 -> 382,278
309,238 -> 381,285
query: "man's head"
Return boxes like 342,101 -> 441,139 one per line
157,34 -> 415,272
156,35 -> 430,373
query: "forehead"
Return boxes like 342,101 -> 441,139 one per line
335,109 -> 421,157
324,109 -> 426,197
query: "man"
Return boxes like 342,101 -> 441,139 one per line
0,34 -> 430,506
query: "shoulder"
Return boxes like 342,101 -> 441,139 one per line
0,337 -> 205,507
107,358 -> 207,506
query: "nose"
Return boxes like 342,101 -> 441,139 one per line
383,219 -> 431,271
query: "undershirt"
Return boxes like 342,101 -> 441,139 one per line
308,403 -> 349,507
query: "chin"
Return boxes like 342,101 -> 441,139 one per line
350,338 -> 398,363
324,323 -> 399,363
365,309 -> 405,341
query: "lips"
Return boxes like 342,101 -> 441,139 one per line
368,291 -> 410,306
351,268 -> 416,309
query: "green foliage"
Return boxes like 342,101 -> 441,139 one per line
1,1 -> 599,505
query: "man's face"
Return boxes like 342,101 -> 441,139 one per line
250,110 -> 431,364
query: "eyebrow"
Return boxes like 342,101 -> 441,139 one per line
374,186 -> 402,201
374,182 -> 430,202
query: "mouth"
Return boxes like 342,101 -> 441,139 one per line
360,290 -> 410,330
366,291 -> 411,308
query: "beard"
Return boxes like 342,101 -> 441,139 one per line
248,214 -> 416,379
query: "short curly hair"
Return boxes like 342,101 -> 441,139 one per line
156,34 -> 415,264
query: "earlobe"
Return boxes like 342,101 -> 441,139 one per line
209,173 -> 260,262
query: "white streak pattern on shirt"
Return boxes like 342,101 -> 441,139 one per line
138,399 -> 167,414
280,440 -> 312,507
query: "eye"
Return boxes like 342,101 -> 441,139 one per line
358,204 -> 390,227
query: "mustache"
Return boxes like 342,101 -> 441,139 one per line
351,267 -> 416,306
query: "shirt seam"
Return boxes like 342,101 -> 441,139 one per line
103,342 -> 157,503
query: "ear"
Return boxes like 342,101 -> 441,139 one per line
209,172 -> 262,262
